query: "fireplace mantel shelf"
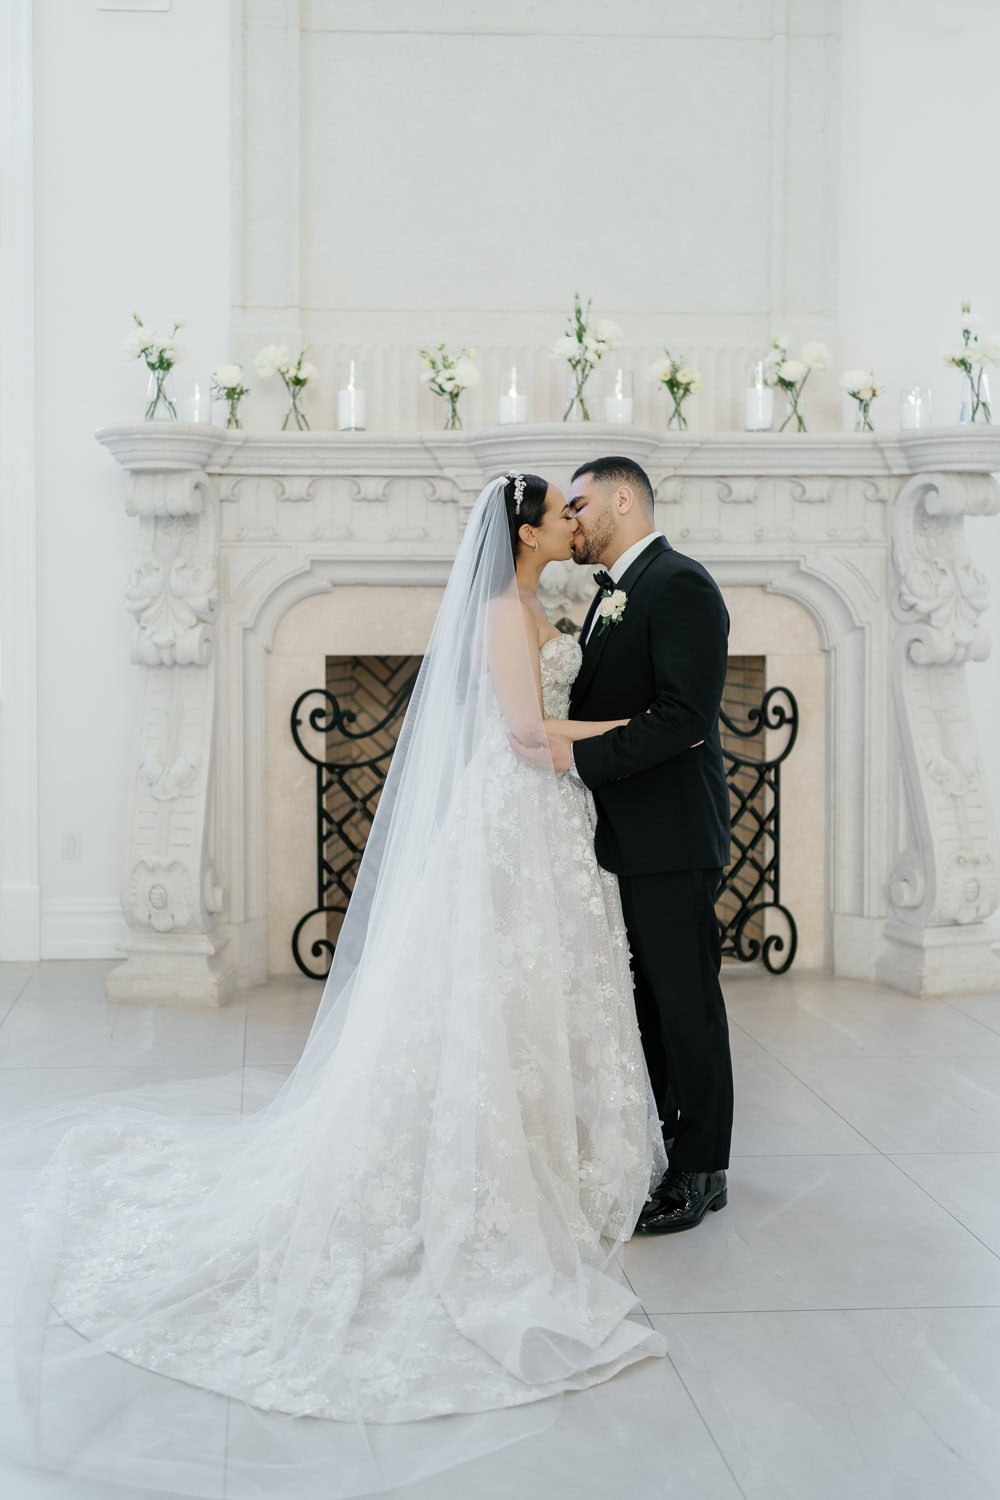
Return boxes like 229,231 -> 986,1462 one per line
95,421 -> 1000,1009
97,421 -> 1000,480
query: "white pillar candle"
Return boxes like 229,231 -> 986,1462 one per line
744,386 -> 774,431
498,393 -> 527,424
338,387 -> 366,430
603,395 -> 634,424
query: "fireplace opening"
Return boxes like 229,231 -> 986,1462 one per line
286,652 -> 799,981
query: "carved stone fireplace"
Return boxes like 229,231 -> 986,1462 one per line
97,424 -> 1000,1004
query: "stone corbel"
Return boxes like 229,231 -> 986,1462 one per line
879,470 -> 1000,996
98,425 -> 235,1006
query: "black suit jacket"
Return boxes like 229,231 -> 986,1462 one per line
570,537 -> 731,876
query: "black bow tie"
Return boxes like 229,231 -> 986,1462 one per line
593,570 -> 616,592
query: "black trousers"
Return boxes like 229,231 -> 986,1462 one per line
618,868 -> 733,1172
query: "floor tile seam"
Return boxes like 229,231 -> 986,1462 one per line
659,1346 -> 751,1500
886,1154 -> 1000,1265
738,1051 -> 886,1153
649,1302 -> 1000,1318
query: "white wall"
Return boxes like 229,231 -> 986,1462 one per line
32,0 -> 231,955
839,0 -> 1000,830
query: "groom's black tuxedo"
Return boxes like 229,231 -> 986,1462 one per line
570,535 -> 734,1172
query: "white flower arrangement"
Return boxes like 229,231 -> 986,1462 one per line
124,312 -> 185,420
840,368 -> 883,432
596,588 -> 628,632
646,349 -> 704,430
552,293 -> 622,421
945,301 -> 1000,423
763,335 -> 830,432
210,363 -> 250,430
253,345 -> 319,430
418,344 -> 480,429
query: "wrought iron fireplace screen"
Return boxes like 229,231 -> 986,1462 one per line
290,656 -> 799,980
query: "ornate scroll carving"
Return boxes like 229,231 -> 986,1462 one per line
887,471 -> 1000,931
125,506 -> 219,668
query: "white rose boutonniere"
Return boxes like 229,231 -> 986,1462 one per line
597,588 -> 628,633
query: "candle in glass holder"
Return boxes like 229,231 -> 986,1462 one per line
744,359 -> 774,431
603,367 -> 634,424
179,379 -> 211,423
338,357 -> 366,430
498,366 -> 527,424
900,385 -> 931,430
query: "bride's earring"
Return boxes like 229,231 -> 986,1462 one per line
529,539 -> 540,551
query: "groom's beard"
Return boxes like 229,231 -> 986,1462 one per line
571,509 -> 616,567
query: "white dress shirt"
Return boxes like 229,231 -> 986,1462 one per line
584,532 -> 665,642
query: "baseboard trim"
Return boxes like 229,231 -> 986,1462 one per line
40,898 -> 128,959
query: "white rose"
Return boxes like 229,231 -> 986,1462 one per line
296,360 -> 319,383
646,359 -> 671,383
552,334 -> 580,359
254,344 -> 288,380
777,359 -> 807,384
800,341 -> 831,370
451,356 -> 480,388
213,363 -> 244,388
439,372 -> 458,394
840,368 -> 873,393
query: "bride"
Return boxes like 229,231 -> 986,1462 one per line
6,473 -> 665,1497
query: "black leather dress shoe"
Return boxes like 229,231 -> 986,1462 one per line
635,1170 -> 727,1234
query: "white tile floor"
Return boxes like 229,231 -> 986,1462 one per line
1,960 -> 1000,1498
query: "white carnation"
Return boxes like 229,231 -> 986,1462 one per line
169,314 -> 186,329
552,334 -> 580,359
213,363 -> 244,388
972,335 -> 1000,365
840,368 -> 872,392
777,359 -> 807,384
945,344 -> 972,367
254,344 -> 288,380
800,341 -> 831,370
451,357 -> 480,388
592,318 -> 622,347
773,334 -> 791,352
582,334 -> 600,359
296,360 -> 319,383
677,367 -> 703,392
123,326 -> 154,357
961,310 -> 983,331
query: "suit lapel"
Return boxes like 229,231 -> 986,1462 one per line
572,537 -> 673,703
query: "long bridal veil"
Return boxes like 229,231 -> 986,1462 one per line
1,476 -> 663,1499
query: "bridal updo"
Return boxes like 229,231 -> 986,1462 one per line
501,472 -> 549,560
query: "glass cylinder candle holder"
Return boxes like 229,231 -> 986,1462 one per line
744,359 -> 774,431
338,356 -> 367,430
899,386 -> 932,430
603,367 -> 634,424
498,366 -> 527,425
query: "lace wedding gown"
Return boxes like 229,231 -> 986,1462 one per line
13,631 -> 665,1493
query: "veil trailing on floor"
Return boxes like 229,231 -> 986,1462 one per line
1,477 -> 664,1499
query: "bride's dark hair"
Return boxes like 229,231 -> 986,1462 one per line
501,472 -> 549,559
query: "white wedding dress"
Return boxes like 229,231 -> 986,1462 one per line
7,481 -> 666,1497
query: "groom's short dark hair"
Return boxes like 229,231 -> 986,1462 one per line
571,456 -> 655,517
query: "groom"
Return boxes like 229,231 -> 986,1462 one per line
554,456 -> 733,1233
